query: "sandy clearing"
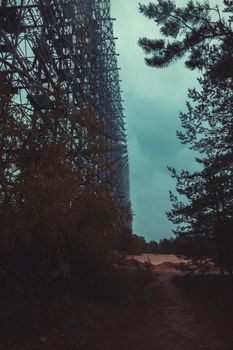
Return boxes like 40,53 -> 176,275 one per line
118,254 -> 229,350
129,253 -> 187,265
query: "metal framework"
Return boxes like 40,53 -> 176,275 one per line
0,0 -> 130,204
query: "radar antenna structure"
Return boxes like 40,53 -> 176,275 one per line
0,0 -> 130,206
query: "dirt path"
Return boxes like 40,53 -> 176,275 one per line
107,269 -> 230,350
155,271 -> 228,350
1,256 -> 231,350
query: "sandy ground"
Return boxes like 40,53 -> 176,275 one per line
110,254 -> 230,350
129,253 -> 188,273
129,254 -> 187,266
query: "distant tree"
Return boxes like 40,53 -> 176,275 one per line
167,74 -> 233,275
128,234 -> 147,254
131,237 -> 178,255
146,240 -> 159,253
157,237 -> 176,254
139,0 -> 233,79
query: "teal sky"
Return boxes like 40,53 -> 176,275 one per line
111,0 -> 198,241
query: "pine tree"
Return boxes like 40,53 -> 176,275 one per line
139,0 -> 233,79
167,75 -> 233,274
138,1 -> 233,274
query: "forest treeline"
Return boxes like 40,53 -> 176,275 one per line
140,0 -> 233,275
127,234 -> 178,255
0,73 -> 134,296
127,234 -> 201,256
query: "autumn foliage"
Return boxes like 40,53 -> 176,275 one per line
0,74 -> 132,293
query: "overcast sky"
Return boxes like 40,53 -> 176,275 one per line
111,0 -> 199,241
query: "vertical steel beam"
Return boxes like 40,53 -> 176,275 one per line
0,0 -> 130,207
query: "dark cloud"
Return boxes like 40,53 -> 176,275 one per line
126,96 -> 183,159
111,0 -> 198,241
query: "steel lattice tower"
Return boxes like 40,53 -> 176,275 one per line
0,0 -> 130,206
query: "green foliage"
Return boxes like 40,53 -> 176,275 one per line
167,74 -> 233,275
139,0 -> 233,79
139,1 -> 233,274
127,235 -> 178,255
127,234 -> 147,254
